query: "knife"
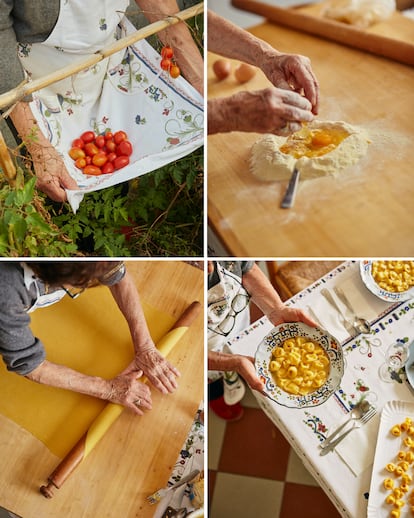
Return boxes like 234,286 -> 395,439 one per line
280,168 -> 300,209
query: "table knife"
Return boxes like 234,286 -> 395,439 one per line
280,168 -> 300,208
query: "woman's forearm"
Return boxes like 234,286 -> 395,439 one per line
26,359 -> 110,399
109,271 -> 154,354
242,263 -> 284,320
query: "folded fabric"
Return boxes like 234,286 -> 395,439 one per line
335,411 -> 381,477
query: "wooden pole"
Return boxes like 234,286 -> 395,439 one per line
0,130 -> 16,185
39,301 -> 201,498
0,3 -> 204,111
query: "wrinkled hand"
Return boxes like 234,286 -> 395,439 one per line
133,348 -> 180,394
30,144 -> 78,201
261,52 -> 319,115
212,88 -> 314,135
234,354 -> 264,392
106,369 -> 152,415
267,306 -> 318,328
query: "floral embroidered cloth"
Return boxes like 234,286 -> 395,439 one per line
225,260 -> 414,518
18,1 -> 203,211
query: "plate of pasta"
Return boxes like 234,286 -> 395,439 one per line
255,322 -> 344,408
367,400 -> 414,518
360,260 -> 414,302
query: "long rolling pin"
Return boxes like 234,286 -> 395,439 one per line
39,300 -> 201,498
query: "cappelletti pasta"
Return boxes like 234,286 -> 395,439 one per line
372,260 -> 414,293
269,336 -> 329,396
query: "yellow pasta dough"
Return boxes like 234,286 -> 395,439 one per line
269,336 -> 329,396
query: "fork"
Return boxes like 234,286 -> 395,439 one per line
320,406 -> 376,456
146,469 -> 200,505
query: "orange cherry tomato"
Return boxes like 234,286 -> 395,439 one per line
169,65 -> 180,79
72,138 -> 85,149
83,165 -> 102,176
113,130 -> 128,145
84,142 -> 99,156
101,162 -> 115,174
113,155 -> 130,170
105,140 -> 116,152
94,135 -> 106,148
116,140 -> 133,157
74,157 -> 87,169
104,131 -> 113,140
161,46 -> 174,59
80,131 -> 96,143
69,147 -> 86,160
92,151 -> 108,167
160,58 -> 172,71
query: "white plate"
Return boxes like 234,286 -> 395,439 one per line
254,322 -> 343,409
367,400 -> 414,518
360,260 -> 414,302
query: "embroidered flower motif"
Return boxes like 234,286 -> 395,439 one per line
135,115 -> 147,125
99,18 -> 107,31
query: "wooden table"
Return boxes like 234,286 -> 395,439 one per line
0,261 -> 204,518
207,21 -> 414,257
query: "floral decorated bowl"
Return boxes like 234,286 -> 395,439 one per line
255,322 -> 344,409
360,260 -> 414,302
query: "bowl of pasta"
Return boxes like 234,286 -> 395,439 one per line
255,322 -> 344,408
360,260 -> 414,302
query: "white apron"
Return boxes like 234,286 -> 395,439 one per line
18,1 -> 203,211
21,263 -> 67,313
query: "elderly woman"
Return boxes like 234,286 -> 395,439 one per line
1,0 -> 203,201
0,261 -> 180,415
208,261 -> 316,420
207,10 -> 319,136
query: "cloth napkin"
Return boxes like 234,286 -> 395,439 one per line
306,273 -> 392,343
335,411 -> 381,477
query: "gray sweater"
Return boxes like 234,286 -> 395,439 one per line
0,262 -> 125,375
0,1 -> 59,96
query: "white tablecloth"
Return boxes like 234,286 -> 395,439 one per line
226,261 -> 414,518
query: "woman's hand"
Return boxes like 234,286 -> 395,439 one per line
234,354 -> 264,392
30,143 -> 78,201
105,369 -> 152,415
267,306 -> 318,328
131,348 -> 180,394
208,87 -> 314,135
261,52 -> 319,115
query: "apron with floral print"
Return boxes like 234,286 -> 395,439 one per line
18,1 -> 203,211
208,264 -> 251,381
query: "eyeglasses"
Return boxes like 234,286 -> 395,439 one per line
62,287 -> 85,299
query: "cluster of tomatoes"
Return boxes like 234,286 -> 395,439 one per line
160,46 -> 181,79
68,130 -> 133,176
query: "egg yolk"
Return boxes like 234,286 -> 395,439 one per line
280,127 -> 350,158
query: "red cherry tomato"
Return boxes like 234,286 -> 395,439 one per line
72,138 -> 85,149
113,131 -> 128,145
104,131 -> 113,140
85,156 -> 92,165
94,135 -> 106,148
113,155 -> 130,170
161,46 -> 174,59
160,58 -> 172,71
80,131 -> 96,143
105,140 -> 116,152
116,140 -> 133,157
107,152 -> 117,163
74,157 -> 87,169
69,147 -> 86,160
169,64 -> 180,79
101,162 -> 115,174
84,142 -> 99,156
92,151 -> 108,167
83,165 -> 102,176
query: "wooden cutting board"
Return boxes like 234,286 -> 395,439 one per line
207,23 -> 414,257
231,0 -> 414,65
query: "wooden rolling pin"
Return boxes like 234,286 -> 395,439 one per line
39,300 -> 201,498
232,0 -> 414,66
